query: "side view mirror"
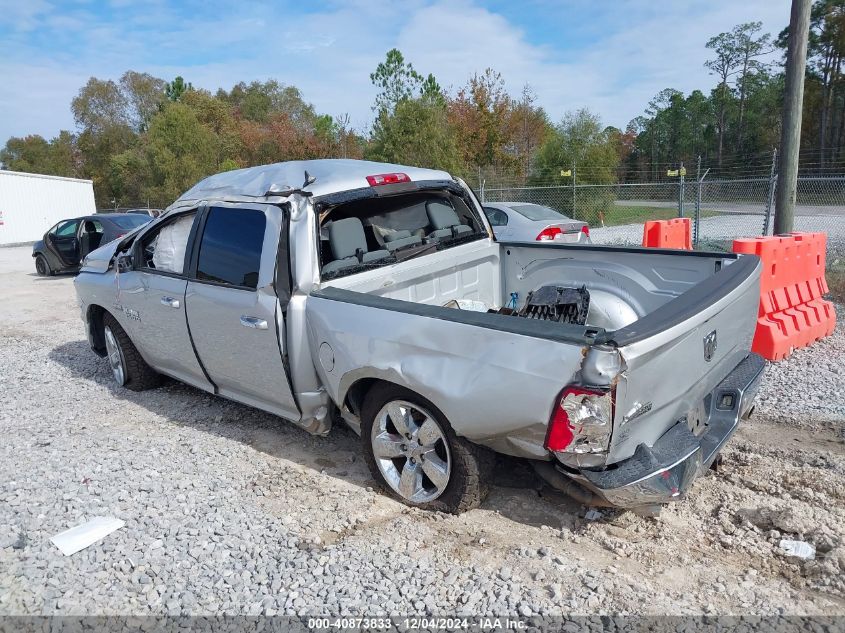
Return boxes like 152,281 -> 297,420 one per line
116,254 -> 133,273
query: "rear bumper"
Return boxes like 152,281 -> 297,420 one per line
566,352 -> 765,507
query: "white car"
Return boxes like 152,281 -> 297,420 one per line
483,202 -> 591,243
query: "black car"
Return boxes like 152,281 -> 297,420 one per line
32,213 -> 152,276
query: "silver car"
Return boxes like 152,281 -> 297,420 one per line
482,202 -> 590,243
74,159 -> 764,515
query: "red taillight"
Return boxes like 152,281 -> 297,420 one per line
536,227 -> 563,241
545,386 -> 613,453
546,403 -> 575,451
366,173 -> 411,186
581,225 -> 590,237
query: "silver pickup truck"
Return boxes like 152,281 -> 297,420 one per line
74,159 -> 765,514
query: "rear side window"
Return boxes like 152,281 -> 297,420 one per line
196,207 -> 266,289
483,207 -> 509,226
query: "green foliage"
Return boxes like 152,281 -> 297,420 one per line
165,76 -> 193,102
529,109 -> 619,221
532,109 -> 619,185
370,49 -> 425,115
71,78 -> 129,133
219,80 -> 317,126
367,99 -> 461,174
0,133 -> 77,177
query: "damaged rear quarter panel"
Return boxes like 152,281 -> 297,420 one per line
304,292 -> 586,459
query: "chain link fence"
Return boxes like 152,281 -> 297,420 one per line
480,175 -> 845,262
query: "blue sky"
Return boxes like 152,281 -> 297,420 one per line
0,0 -> 790,144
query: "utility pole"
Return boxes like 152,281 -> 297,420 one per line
774,0 -> 812,234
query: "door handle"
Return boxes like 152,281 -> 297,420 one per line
160,296 -> 180,309
240,315 -> 268,330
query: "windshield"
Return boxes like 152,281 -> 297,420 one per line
110,215 -> 152,230
509,203 -> 571,222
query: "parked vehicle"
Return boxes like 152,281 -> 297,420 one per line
74,160 -> 764,513
33,213 -> 151,276
103,207 -> 164,218
482,202 -> 590,243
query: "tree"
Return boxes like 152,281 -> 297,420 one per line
370,49 -> 424,114
120,71 -> 167,132
531,109 -> 620,221
181,89 -> 241,170
110,101 -> 216,206
219,80 -> 318,126
367,98 -> 461,174
448,69 -> 518,173
705,32 -> 742,166
71,78 -> 129,133
165,76 -> 193,102
532,109 -> 619,185
513,84 -> 551,177
0,131 -> 79,176
732,23 -> 775,151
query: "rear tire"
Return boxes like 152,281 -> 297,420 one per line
361,383 -> 493,514
102,313 -> 161,391
34,254 -> 51,277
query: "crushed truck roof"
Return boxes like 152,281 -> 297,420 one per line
172,159 -> 454,206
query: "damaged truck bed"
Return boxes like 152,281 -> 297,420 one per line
74,159 -> 764,514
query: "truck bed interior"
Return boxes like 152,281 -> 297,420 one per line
318,189 -> 738,334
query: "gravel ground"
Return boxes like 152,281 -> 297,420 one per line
1,245 -> 843,617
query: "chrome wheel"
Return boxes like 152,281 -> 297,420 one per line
370,400 -> 451,503
103,325 -> 126,386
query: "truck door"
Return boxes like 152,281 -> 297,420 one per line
115,210 -> 214,392
185,204 -> 300,421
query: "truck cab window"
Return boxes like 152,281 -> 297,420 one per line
140,212 -> 196,274
319,190 -> 486,279
196,207 -> 266,289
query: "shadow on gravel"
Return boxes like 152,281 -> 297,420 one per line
29,272 -> 77,281
49,339 -> 585,529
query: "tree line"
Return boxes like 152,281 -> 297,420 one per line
2,0 -> 843,208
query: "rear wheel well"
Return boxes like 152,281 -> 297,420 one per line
87,304 -> 108,356
344,378 -> 380,418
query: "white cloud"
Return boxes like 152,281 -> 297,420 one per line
0,0 -> 793,144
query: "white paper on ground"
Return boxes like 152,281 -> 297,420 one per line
779,539 -> 816,560
50,516 -> 125,556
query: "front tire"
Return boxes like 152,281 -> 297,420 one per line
34,254 -> 51,276
361,383 -> 493,514
102,313 -> 161,391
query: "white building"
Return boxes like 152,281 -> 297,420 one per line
0,170 -> 96,245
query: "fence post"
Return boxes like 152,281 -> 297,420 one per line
762,149 -> 778,236
571,164 -> 576,217
694,156 -> 701,247
678,161 -> 685,218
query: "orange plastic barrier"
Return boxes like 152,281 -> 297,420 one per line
642,218 -> 692,250
732,232 -> 836,361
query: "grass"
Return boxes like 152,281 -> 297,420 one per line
598,205 -> 719,227
827,265 -> 845,304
